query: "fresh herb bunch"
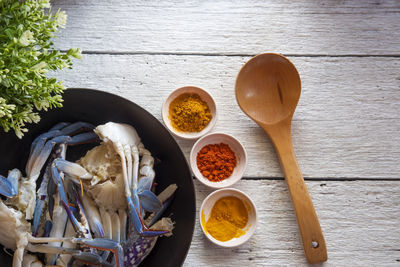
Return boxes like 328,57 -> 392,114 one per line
0,0 -> 81,138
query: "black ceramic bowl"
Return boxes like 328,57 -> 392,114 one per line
0,88 -> 196,266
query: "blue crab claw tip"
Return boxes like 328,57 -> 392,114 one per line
138,189 -> 162,212
0,175 -> 17,198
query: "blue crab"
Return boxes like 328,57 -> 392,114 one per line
0,122 -> 177,266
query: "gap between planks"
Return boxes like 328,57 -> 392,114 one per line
195,177 -> 400,181
61,50 -> 400,58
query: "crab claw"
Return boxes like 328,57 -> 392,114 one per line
0,175 -> 17,198
137,189 -> 162,212
58,122 -> 95,136
0,169 -> 21,198
126,196 -> 169,237
29,135 -> 71,180
148,194 -> 175,227
53,158 -> 92,179
72,238 -> 124,267
67,131 -> 100,146
27,130 -> 62,174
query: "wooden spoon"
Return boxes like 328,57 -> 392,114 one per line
235,53 -> 327,264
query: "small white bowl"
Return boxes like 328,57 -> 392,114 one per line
190,132 -> 247,189
162,86 -> 217,140
200,188 -> 257,247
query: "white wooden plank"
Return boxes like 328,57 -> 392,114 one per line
183,179 -> 400,266
51,0 -> 400,55
53,54 -> 400,179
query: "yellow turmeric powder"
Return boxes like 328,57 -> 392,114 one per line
169,93 -> 212,132
202,196 -> 248,242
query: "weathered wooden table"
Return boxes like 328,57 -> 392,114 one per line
52,0 -> 400,265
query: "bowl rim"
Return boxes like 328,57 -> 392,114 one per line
161,86 -> 217,140
199,187 -> 258,247
190,132 -> 247,189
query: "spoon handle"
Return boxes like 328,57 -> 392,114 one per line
266,122 -> 327,264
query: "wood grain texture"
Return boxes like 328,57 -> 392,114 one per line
46,0 -> 400,266
184,179 -> 400,266
53,54 -> 400,179
51,0 -> 400,55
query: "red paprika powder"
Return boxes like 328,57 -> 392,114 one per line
196,143 -> 237,182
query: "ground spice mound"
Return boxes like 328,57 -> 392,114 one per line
203,196 -> 248,242
196,143 -> 237,182
169,93 -> 212,132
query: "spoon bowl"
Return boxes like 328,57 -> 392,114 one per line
235,53 -> 327,264
236,53 -> 301,125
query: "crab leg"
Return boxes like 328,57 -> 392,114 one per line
45,194 -> 68,265
126,185 -> 177,266
27,243 -> 80,255
125,147 -> 133,190
61,201 -> 90,238
73,238 -> 124,267
124,151 -> 164,236
99,208 -> 112,261
81,194 -> 105,238
43,220 -> 52,237
51,161 -> 92,238
131,146 -> 140,191
27,244 -> 109,266
51,165 -> 69,205
111,212 -> 120,243
74,190 -> 93,239
117,147 -> 154,236
32,162 -> 53,236
118,209 -> 127,243
126,196 -> 168,237
57,220 -> 76,266
46,144 -> 67,221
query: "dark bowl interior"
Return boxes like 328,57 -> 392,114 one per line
0,88 -> 195,266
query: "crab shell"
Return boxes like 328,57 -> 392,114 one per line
78,143 -> 126,211
0,201 -> 30,250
